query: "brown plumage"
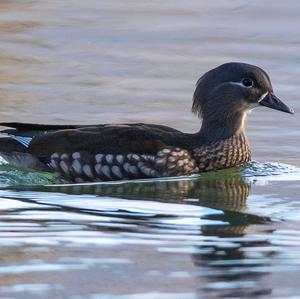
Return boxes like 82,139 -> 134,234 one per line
0,62 -> 294,182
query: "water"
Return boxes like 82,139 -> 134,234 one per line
0,1 -> 300,298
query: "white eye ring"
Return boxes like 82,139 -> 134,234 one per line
241,78 -> 254,88
229,80 -> 254,88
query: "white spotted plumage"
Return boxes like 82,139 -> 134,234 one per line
72,152 -> 81,159
101,165 -> 112,179
83,164 -> 94,178
105,154 -> 114,164
60,153 -> 69,160
111,165 -> 123,178
72,159 -> 82,175
48,147 -> 198,182
51,152 -> 59,159
94,164 -> 102,176
131,154 -> 140,162
60,160 -> 69,175
116,154 -> 124,164
129,165 -> 139,176
123,162 -> 131,173
95,154 -> 104,163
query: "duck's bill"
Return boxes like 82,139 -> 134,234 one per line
259,92 -> 294,114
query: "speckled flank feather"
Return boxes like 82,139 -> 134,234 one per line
48,133 -> 251,182
49,147 -> 199,182
193,133 -> 251,171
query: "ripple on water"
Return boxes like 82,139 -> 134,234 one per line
0,159 -> 300,187
0,161 -> 299,298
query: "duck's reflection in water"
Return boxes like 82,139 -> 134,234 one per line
7,172 -> 276,298
192,235 -> 274,298
193,209 -> 275,298
34,171 -> 251,212
46,174 -> 274,298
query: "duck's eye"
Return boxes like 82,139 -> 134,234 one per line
242,78 -> 254,88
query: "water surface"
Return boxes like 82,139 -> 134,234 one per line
0,1 -> 300,298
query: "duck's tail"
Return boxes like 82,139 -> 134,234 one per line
0,122 -> 95,171
0,150 -> 49,171
0,129 -> 46,171
0,122 -> 90,136
0,137 -> 28,153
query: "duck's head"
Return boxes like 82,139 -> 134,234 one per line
192,62 -> 294,125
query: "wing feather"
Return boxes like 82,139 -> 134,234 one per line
28,124 -> 184,158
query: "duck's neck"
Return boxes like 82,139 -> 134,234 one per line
192,111 -> 251,171
198,110 -> 248,144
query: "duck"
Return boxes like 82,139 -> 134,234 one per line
0,62 -> 294,183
